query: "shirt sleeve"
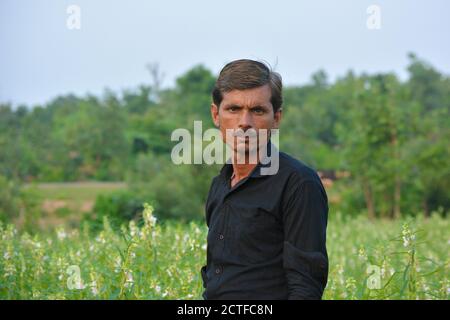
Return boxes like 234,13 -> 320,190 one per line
281,177 -> 329,300
201,177 -> 218,292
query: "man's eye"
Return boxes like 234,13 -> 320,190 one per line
229,107 -> 239,112
253,108 -> 264,114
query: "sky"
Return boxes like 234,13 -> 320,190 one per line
1,0 -> 450,107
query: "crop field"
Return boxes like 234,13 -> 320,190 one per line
1,204 -> 448,300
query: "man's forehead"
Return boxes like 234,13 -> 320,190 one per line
221,85 -> 272,107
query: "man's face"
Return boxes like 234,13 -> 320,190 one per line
211,84 -> 282,156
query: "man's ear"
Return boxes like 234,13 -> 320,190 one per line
273,107 -> 282,129
211,103 -> 220,128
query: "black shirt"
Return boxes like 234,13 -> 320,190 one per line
200,142 -> 329,300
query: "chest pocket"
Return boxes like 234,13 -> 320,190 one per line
229,204 -> 283,264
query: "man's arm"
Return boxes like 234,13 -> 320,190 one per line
281,176 -> 329,300
200,177 -> 218,293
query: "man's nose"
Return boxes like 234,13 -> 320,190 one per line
238,110 -> 253,130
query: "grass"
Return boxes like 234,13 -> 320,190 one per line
25,182 -> 127,212
21,182 -> 127,230
0,204 -> 448,300
27,182 -> 127,202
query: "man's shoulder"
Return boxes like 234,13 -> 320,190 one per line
278,151 -> 322,185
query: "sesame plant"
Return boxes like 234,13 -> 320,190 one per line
0,204 -> 448,300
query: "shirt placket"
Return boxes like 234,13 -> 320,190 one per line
208,198 -> 229,295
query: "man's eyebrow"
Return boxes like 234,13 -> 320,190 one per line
250,105 -> 268,109
223,104 -> 268,109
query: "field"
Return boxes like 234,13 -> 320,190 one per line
22,182 -> 127,230
1,203 -> 448,300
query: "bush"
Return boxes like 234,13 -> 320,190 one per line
328,178 -> 366,218
87,189 -> 152,231
0,176 -> 43,233
127,152 -> 219,222
0,175 -> 21,223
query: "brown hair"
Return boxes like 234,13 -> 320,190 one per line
212,59 -> 283,113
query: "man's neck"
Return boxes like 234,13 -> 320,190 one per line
230,143 -> 269,184
231,162 -> 258,183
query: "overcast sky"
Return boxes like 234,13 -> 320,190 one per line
1,0 -> 449,107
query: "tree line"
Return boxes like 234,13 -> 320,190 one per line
0,53 -> 448,223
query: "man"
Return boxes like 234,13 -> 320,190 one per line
200,59 -> 328,300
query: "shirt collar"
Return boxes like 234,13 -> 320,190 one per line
219,140 -> 279,181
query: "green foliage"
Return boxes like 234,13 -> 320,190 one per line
126,151 -> 219,221
0,54 -> 449,221
88,190 -> 149,231
0,208 -> 448,299
0,176 -> 42,233
0,175 -> 21,223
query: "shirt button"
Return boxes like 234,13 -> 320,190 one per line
219,234 -> 224,240
215,267 -> 221,274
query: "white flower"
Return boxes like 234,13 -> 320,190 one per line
358,247 -> 366,259
114,256 -> 122,273
57,229 -> 67,241
155,285 -> 161,294
129,221 -> 138,237
91,281 -> 98,295
403,238 -> 410,248
4,264 -> 16,277
401,223 -> 415,248
124,270 -> 134,288
95,234 -> 106,244
338,265 -> 344,275
143,203 -> 157,227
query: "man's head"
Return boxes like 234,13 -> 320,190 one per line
211,59 -> 283,155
